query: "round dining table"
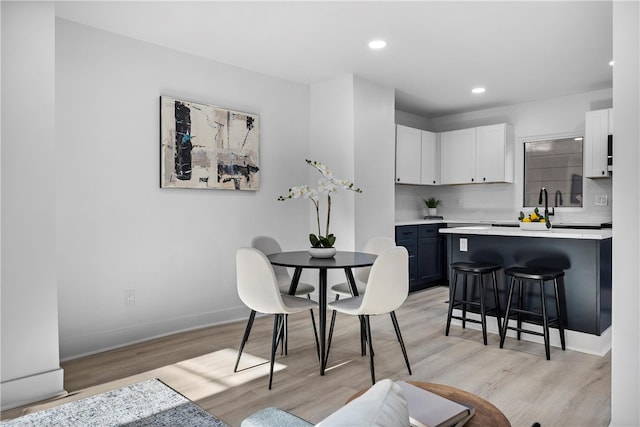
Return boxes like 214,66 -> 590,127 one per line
267,251 -> 377,376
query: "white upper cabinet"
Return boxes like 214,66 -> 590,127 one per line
440,128 -> 477,184
441,124 -> 513,184
476,123 -> 514,183
396,125 -> 440,185
395,125 -> 422,184
584,109 -> 611,178
420,130 -> 439,185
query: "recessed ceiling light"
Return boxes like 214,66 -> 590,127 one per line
609,60 -> 614,66
472,87 -> 486,94
368,40 -> 387,49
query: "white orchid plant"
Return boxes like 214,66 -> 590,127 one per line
278,159 -> 362,248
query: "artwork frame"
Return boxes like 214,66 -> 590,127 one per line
160,96 -> 260,190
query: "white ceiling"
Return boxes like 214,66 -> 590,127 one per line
55,1 -> 613,118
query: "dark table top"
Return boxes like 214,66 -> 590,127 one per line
267,251 -> 377,269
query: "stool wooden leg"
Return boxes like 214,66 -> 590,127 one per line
500,275 -> 515,348
478,273 -> 488,345
539,279 -> 551,360
445,270 -> 459,336
517,279 -> 524,341
491,271 -> 503,334
553,279 -> 566,351
461,274 -> 468,329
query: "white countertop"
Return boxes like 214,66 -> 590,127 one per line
439,225 -> 612,240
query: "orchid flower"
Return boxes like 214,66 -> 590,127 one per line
278,159 -> 362,248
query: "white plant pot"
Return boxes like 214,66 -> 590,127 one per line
308,247 -> 337,258
427,208 -> 437,217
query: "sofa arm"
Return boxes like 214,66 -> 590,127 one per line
241,407 -> 313,427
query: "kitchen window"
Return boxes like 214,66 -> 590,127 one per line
523,136 -> 583,208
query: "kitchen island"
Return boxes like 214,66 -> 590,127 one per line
440,226 -> 612,355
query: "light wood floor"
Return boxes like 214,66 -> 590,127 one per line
2,286 -> 611,426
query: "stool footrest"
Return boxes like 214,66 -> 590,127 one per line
450,315 -> 483,325
504,313 -> 562,326
505,326 -> 545,337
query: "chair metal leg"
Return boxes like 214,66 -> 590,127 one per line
234,310 -> 256,372
445,270 -> 459,336
268,314 -> 281,390
364,315 -> 376,385
282,314 -> 288,355
307,295 -> 320,360
390,311 -> 412,375
326,295 -> 340,361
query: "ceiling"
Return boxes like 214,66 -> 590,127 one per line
55,1 -> 613,118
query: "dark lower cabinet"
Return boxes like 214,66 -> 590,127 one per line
396,224 -> 446,292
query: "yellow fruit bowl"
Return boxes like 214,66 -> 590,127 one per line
519,221 -> 552,231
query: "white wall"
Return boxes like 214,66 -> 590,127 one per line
611,2 -> 640,425
1,2 -> 65,410
55,19 -> 311,360
395,88 -> 613,224
354,77 -> 396,248
309,76 -> 356,251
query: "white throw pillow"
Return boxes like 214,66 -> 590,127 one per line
316,379 -> 409,427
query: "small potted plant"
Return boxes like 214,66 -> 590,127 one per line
423,197 -> 442,217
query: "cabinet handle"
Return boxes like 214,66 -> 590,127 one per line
483,177 -> 486,181
602,171 -> 605,175
433,180 -> 436,184
397,178 -> 400,181
471,178 -> 475,182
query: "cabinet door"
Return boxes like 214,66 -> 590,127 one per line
417,237 -> 442,284
476,124 -> 513,183
440,128 -> 476,184
585,109 -> 609,178
420,130 -> 439,185
395,125 -> 422,184
397,239 -> 417,288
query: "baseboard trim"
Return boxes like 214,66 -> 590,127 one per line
450,309 -> 611,356
59,305 -> 250,361
1,368 -> 66,411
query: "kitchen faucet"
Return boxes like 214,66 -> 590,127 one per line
539,187 -> 555,217
555,190 -> 563,207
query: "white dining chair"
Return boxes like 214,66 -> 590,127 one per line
327,246 -> 412,384
327,236 -> 396,356
251,236 -> 318,356
234,247 -> 319,389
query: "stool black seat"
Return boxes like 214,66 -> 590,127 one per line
500,266 -> 566,360
445,262 -> 503,345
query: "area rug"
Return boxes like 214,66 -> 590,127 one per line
2,379 -> 229,426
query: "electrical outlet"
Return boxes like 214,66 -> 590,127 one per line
595,195 -> 608,206
460,238 -> 468,252
124,289 -> 136,307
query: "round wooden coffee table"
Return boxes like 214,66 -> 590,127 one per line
348,381 -> 510,427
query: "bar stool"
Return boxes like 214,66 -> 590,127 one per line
445,262 -> 503,345
499,266 -> 566,360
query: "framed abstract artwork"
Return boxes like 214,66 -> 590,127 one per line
160,96 -> 260,190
